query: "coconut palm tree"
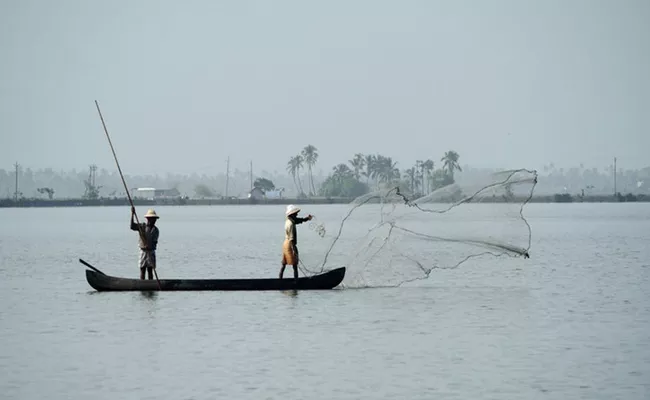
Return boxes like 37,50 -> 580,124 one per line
294,154 -> 305,195
286,157 -> 297,192
362,154 -> 376,186
286,155 -> 304,195
301,145 -> 318,196
332,164 -> 353,183
349,153 -> 365,180
371,155 -> 385,187
441,150 -> 462,180
371,155 -> 399,186
422,159 -> 434,194
382,157 -> 400,184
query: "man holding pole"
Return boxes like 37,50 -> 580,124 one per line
95,100 -> 161,288
130,206 -> 160,280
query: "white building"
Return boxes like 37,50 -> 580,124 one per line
247,187 -> 285,200
132,187 -> 181,200
265,188 -> 285,199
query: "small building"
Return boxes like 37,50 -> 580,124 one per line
265,188 -> 285,199
132,187 -> 181,200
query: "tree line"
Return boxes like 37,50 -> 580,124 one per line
283,145 -> 463,198
2,157 -> 648,200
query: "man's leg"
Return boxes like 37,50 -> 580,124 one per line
139,250 -> 146,279
280,240 -> 289,279
292,245 -> 299,282
147,251 -> 156,280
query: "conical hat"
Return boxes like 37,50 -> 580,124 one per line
285,204 -> 300,216
144,209 -> 159,218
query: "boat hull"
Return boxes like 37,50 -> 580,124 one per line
84,265 -> 346,292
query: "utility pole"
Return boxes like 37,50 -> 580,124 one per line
250,160 -> 253,190
225,156 -> 230,198
90,164 -> 97,188
14,162 -> 19,202
614,157 -> 617,196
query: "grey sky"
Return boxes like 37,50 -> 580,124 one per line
1,0 -> 648,176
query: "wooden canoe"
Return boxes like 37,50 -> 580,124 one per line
80,259 -> 346,291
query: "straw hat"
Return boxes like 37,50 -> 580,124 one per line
285,204 -> 300,216
144,209 -> 159,219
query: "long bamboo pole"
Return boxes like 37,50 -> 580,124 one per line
94,100 -> 162,290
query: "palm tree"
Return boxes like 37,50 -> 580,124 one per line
286,155 -> 304,195
332,164 -> 353,183
441,150 -> 462,180
371,155 -> 399,186
301,145 -> 318,196
286,157 -> 297,192
362,154 -> 376,186
349,153 -> 366,180
294,154 -> 305,195
366,154 -> 386,189
382,157 -> 400,184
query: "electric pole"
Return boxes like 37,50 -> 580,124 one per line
250,160 -> 253,190
90,164 -> 97,188
225,156 -> 230,198
14,162 -> 19,202
614,157 -> 617,196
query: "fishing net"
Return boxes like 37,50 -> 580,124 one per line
297,169 -> 538,288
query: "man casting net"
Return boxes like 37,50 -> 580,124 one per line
296,168 -> 538,288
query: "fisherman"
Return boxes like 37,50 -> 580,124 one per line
280,204 -> 312,282
130,207 -> 160,280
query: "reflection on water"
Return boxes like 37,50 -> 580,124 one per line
281,289 -> 299,298
139,291 -> 158,301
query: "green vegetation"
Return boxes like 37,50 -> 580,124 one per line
253,177 -> 275,193
319,164 -> 370,198
288,146 -> 464,199
194,184 -> 215,198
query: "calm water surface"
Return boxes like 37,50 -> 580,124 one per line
0,203 -> 649,399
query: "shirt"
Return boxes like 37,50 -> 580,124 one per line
131,222 -> 159,251
284,215 -> 309,245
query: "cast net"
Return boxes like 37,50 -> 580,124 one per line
297,168 -> 538,288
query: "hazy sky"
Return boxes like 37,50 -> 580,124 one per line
1,0 -> 648,175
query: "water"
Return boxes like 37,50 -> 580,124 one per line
0,203 -> 649,399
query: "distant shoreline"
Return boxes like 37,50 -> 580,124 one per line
0,192 -> 647,208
